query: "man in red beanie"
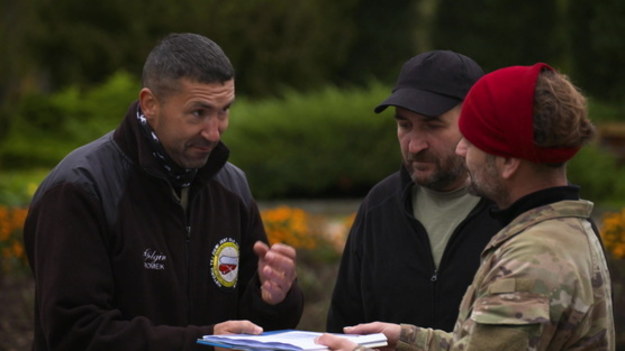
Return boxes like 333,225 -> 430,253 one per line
317,64 -> 615,350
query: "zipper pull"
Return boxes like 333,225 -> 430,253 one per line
186,226 -> 191,240
431,269 -> 438,282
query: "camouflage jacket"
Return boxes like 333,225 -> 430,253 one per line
396,200 -> 615,351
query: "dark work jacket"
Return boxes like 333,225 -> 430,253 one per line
23,101 -> 303,351
326,166 -> 501,332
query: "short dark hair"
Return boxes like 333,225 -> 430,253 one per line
141,33 -> 235,99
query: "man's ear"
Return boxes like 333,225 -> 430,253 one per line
498,156 -> 521,180
139,88 -> 158,120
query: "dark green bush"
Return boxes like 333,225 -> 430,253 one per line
0,72 -> 138,168
568,143 -> 625,208
0,169 -> 49,206
3,71 -> 625,204
0,75 -> 401,200
225,83 -> 400,199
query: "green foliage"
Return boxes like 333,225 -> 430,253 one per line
334,0 -> 418,86
588,98 -> 625,123
430,0 -> 564,72
0,169 -> 49,207
225,83 -> 400,199
0,2 -> 41,140
1,76 -> 400,200
0,71 -> 138,168
20,0 -> 412,99
568,144 -> 625,207
567,0 -> 625,103
3,71 -> 625,205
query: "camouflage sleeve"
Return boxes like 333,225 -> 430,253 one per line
396,324 -> 453,351
395,252 -> 553,350
463,324 -> 540,350
395,319 -> 541,351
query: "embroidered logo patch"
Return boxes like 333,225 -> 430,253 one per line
210,238 -> 239,288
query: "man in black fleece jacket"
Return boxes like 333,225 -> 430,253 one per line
23,33 -> 303,350
326,51 -> 501,333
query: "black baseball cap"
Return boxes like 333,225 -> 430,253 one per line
374,50 -> 484,116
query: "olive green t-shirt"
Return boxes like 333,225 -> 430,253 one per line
412,185 -> 480,267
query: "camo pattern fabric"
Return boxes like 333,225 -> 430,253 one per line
396,200 -> 615,351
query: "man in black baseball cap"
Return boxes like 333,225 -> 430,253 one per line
327,51 -> 501,333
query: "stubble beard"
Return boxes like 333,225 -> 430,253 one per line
177,139 -> 217,169
407,153 -> 468,192
467,158 -> 507,205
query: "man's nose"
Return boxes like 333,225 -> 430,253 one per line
408,133 -> 428,154
201,118 -> 221,142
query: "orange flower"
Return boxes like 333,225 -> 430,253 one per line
0,206 -> 10,241
600,209 -> 625,259
0,206 -> 30,273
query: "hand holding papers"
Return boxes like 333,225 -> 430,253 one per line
198,330 -> 387,351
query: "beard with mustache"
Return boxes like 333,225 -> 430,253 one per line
404,151 -> 468,192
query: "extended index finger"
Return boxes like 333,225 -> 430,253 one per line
267,243 -> 297,260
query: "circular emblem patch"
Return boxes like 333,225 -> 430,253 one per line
210,238 -> 239,288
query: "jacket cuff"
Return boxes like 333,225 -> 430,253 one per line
397,324 -> 429,351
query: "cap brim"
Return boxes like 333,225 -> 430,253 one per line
374,88 -> 462,116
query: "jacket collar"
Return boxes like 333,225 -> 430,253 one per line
113,101 -> 230,187
490,185 -> 581,227
484,198 -> 594,254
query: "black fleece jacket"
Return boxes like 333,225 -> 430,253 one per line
24,101 -> 303,351
327,166 -> 501,332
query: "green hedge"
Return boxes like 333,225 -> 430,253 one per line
0,73 -> 400,201
568,143 -> 625,208
1,71 -> 138,168
1,72 -> 624,205
225,84 -> 399,199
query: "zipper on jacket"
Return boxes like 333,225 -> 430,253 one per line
185,224 -> 191,322
430,267 -> 438,328
430,269 -> 438,282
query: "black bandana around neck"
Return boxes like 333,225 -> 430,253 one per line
136,106 -> 198,188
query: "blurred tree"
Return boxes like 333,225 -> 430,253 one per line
28,0 -> 161,90
567,0 -> 625,104
430,0 -> 563,73
7,0 -> 625,104
23,0 -> 417,98
0,1 -> 41,139
209,0 -> 360,96
333,0 -> 419,87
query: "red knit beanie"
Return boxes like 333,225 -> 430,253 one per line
458,63 -> 580,164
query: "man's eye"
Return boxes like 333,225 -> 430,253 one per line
425,122 -> 445,130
